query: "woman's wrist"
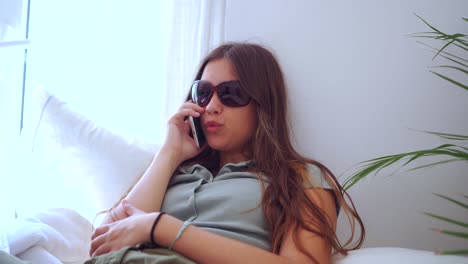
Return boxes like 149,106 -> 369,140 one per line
150,212 -> 166,245
156,146 -> 185,168
152,214 -> 184,248
101,203 -> 124,225
141,212 -> 159,243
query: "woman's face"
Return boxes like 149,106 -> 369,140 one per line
199,58 -> 257,159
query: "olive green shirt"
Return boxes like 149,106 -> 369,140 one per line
160,161 -> 331,251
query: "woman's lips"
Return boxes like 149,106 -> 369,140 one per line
205,121 -> 222,133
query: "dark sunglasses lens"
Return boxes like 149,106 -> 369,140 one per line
217,81 -> 250,107
193,82 -> 212,106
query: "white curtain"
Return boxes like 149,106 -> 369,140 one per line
25,0 -> 170,143
24,0 -> 225,144
1,0 -> 225,221
163,0 -> 226,119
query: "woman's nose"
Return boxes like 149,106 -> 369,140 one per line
205,92 -> 223,115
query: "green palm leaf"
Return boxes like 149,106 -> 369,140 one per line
438,53 -> 468,68
439,53 -> 468,67
414,14 -> 468,61
415,14 -> 443,34
432,39 -> 457,60
454,43 -> 468,52
433,193 -> 468,210
408,158 -> 461,171
431,71 -> 468,90
437,249 -> 468,255
432,65 -> 468,75
423,212 -> 468,229
344,144 -> 468,190
416,130 -> 468,141
416,41 -> 468,66
431,228 -> 468,239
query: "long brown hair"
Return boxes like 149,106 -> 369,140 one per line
184,42 -> 365,262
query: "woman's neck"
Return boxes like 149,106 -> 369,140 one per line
219,150 -> 250,168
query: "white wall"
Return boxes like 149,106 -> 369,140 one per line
225,0 -> 468,251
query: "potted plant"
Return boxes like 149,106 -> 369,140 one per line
344,15 -> 467,255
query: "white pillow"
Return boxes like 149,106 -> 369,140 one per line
16,88 -> 160,223
333,247 -> 468,264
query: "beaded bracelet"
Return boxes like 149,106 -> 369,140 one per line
168,220 -> 191,250
150,212 -> 166,245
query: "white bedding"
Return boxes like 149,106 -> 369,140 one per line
3,207 -> 466,264
0,225 -> 9,254
333,247 -> 468,264
2,208 -> 92,264
4,89 -> 465,264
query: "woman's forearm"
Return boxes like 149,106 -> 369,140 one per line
125,147 -> 182,213
154,215 -> 294,264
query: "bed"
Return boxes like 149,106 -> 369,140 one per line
1,88 -> 466,264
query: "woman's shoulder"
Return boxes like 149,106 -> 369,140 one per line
301,163 -> 332,189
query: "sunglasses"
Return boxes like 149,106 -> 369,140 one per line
191,80 -> 251,107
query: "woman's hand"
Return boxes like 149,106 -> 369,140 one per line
90,201 -> 155,257
99,199 -> 138,226
162,101 -> 206,164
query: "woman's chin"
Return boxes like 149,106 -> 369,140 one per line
207,140 -> 230,152
207,143 -> 226,151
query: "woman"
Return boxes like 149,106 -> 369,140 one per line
89,42 -> 365,264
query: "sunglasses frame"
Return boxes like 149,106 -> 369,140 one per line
191,80 -> 251,107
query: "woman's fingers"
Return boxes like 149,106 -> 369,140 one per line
90,228 -> 107,257
181,100 -> 204,112
91,224 -> 109,240
174,108 -> 201,121
91,243 -> 111,258
176,102 -> 204,118
89,214 -> 153,258
161,101 -> 205,162
168,101 -> 205,127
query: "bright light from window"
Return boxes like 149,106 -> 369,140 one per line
27,0 -> 170,143
2,0 -> 173,221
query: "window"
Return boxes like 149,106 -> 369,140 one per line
0,0 -> 30,226
26,0 -> 172,142
0,0 -> 225,223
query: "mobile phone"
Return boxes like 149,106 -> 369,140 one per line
189,116 -> 206,148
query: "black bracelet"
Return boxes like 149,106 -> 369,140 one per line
150,212 -> 166,245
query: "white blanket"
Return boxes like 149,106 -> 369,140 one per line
3,208 -> 93,264
1,208 -> 467,264
333,247 -> 468,264
0,225 -> 9,254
